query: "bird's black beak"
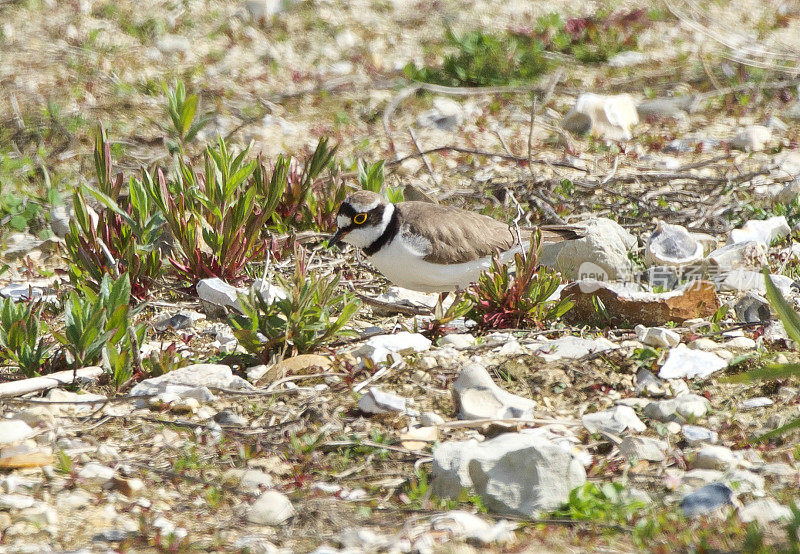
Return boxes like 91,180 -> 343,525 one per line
328,227 -> 347,248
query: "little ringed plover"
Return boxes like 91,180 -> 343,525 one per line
329,190 -> 581,293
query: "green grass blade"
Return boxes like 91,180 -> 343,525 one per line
764,269 -> 800,344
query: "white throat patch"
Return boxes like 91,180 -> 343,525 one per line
341,203 -> 394,249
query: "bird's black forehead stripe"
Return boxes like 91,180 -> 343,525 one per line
338,203 -> 357,218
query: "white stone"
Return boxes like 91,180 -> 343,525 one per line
430,510 -> 518,544
196,278 -> 246,313
646,221 -> 704,267
740,397 -> 773,410
246,490 -> 295,525
658,344 -> 727,379
675,394 -> 710,419
682,425 -> 718,446
739,498 -> 792,525
440,334 -> 476,350
130,364 -> 252,400
729,216 -> 790,247
731,125 -> 771,152
582,405 -> 646,435
542,217 -> 636,281
452,363 -> 536,420
608,50 -> 647,67
78,462 -> 116,482
0,420 -> 34,445
534,336 -> 616,362
0,493 -> 35,509
724,337 -> 757,350
374,286 -> 447,313
693,445 -> 735,470
245,0 -> 291,19
353,332 -> 432,364
156,35 -> 190,54
719,269 -> 794,295
417,97 -> 464,131
432,433 -> 586,516
619,436 -> 668,462
636,325 -> 680,348
705,241 -> 767,271
421,411 -> 445,426
357,388 -> 411,415
562,93 -> 639,141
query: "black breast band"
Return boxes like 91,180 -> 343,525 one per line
363,207 -> 400,256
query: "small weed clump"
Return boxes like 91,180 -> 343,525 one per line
271,137 -> 343,234
551,482 -> 647,524
230,245 -> 360,360
467,231 -> 573,329
64,125 -> 164,298
0,297 -> 51,377
405,11 -> 652,86
52,273 -> 144,385
405,29 -> 548,87
144,138 -> 287,284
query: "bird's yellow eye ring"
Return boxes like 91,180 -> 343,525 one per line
354,213 -> 368,224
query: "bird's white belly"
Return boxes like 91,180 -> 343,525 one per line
367,238 -> 521,293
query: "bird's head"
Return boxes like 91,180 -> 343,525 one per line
329,190 -> 393,249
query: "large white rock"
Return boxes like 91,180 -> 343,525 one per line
619,436 -> 668,462
357,387 -> 412,415
718,269 -> 794,296
731,125 -> 771,152
646,222 -> 703,267
533,336 -> 617,362
635,325 -> 680,348
430,511 -> 518,544
246,490 -> 295,525
353,332 -> 432,364
739,498 -> 792,525
130,364 -> 253,399
705,241 -> 767,271
561,93 -> 639,141
541,218 -> 636,282
432,433 -> 586,516
197,278 -> 245,313
729,216 -> 790,247
582,405 -> 646,435
0,420 -> 35,445
693,445 -> 736,470
658,344 -> 727,379
452,364 -> 535,420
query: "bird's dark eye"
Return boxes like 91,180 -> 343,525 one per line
354,213 -> 368,224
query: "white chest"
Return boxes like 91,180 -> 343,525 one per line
366,235 -> 521,293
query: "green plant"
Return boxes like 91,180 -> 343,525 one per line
0,297 -> 51,377
552,482 -> 646,524
231,245 -> 360,359
164,80 -> 212,154
52,273 -> 139,370
143,136 -> 286,283
536,10 -> 650,63
357,159 -> 403,203
64,125 -> 164,298
423,291 -> 474,340
405,28 -> 548,87
272,137 -> 344,233
467,231 -> 573,329
142,342 -> 188,378
54,450 -> 73,474
723,270 -> 800,441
